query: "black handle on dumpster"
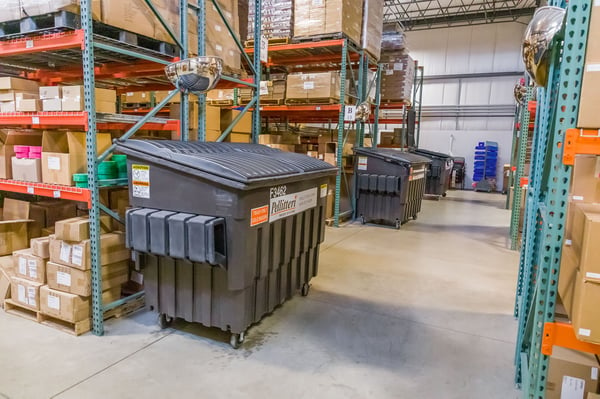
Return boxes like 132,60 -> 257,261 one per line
206,218 -> 227,268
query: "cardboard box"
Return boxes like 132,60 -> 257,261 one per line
362,0 -> 383,60
558,244 -> 579,318
120,91 -> 150,104
573,269 -> 600,344
20,0 -> 101,20
589,393 -> 600,399
31,236 -> 50,259
220,109 -> 253,134
546,347 -> 600,399
10,276 -> 43,310
49,232 -> 130,270
0,129 -> 43,179
46,260 -> 129,296
16,99 -> 41,112
294,0 -> 362,46
41,131 -> 111,186
0,91 -> 38,102
568,203 -> 600,278
205,129 -> 223,142
55,215 -> 112,242
101,0 -> 158,41
286,72 -> 341,100
578,4 -> 600,128
30,200 -> 77,230
39,86 -> 61,100
0,77 -> 39,92
0,199 -> 32,256
11,157 -> 42,182
61,86 -> 116,112
40,285 -> 90,323
13,248 -> 46,284
42,99 -> 62,112
570,155 -> 600,203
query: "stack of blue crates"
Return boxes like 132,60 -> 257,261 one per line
472,141 -> 498,182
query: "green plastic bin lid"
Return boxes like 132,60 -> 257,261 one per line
73,173 -> 87,182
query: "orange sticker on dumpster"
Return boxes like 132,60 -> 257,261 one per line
250,205 -> 269,227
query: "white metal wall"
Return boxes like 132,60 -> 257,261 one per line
389,22 -> 528,191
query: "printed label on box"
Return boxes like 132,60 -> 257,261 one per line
17,284 -> 25,303
587,64 -> 600,72
561,376 -> 585,399
303,81 -> 314,90
47,293 -> 60,310
579,328 -> 592,337
260,81 -> 269,96
18,257 -> 27,275
47,156 -> 61,170
27,286 -> 36,306
358,156 -> 368,170
72,245 -> 83,267
60,243 -> 72,264
311,0 -> 323,5
250,205 -> 269,227
28,260 -> 37,279
132,164 -> 150,199
269,186 -> 317,223
592,367 -> 598,380
320,184 -> 328,198
57,271 -> 71,287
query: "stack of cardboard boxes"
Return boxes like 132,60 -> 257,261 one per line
6,215 -> 131,332
286,72 -> 343,103
379,51 -> 415,104
293,0 -> 362,46
248,0 -> 293,42
0,78 -> 40,113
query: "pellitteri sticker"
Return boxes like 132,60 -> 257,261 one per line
269,185 -> 318,222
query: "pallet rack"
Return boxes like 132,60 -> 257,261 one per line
0,0 -> 262,336
513,0 -> 595,396
246,38 -> 381,226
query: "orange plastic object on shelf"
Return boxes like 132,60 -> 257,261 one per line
563,128 -> 600,165
542,322 -> 600,356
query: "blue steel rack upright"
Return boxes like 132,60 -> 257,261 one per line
513,0 -> 592,397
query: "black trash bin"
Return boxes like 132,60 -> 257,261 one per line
116,140 -> 337,348
354,148 -> 431,229
411,148 -> 454,198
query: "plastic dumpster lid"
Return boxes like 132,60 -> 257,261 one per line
354,147 -> 431,165
412,148 -> 452,159
115,140 -> 337,188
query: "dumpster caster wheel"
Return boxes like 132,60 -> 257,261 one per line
360,216 -> 366,225
230,332 -> 244,349
413,214 -> 418,220
395,219 -> 401,230
442,193 -> 447,197
301,283 -> 310,297
158,313 -> 173,329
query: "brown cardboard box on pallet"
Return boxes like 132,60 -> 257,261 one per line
40,285 -> 90,323
0,77 -> 40,93
101,0 -> 157,39
0,129 -> 43,179
20,0 -> 102,20
10,276 -> 43,311
29,200 -> 78,235
13,248 -> 46,284
49,232 -> 130,271
41,131 -> 111,186
31,236 -> 51,259
546,347 -> 600,399
220,110 -> 253,134
294,0 -> 363,46
46,260 -> 129,296
286,72 -> 341,101
572,269 -> 600,344
61,86 -> 116,113
578,3 -> 600,128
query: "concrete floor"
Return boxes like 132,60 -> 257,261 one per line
0,190 -> 520,399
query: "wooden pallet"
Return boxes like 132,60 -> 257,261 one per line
240,98 -> 284,106
285,97 -> 341,105
380,99 -> 412,106
245,37 -> 291,48
40,314 -> 91,336
104,295 -> 145,321
4,299 -> 43,323
207,99 -> 234,106
222,65 -> 248,80
292,32 -> 360,47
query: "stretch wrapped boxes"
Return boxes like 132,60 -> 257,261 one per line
248,0 -> 293,41
294,0 -> 362,46
361,0 -> 384,60
0,0 -> 101,23
578,2 -> 600,128
380,51 -> 415,103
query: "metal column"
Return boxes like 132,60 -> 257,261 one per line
80,0 -> 102,336
179,0 -> 189,141
251,0 -> 262,144
197,0 -> 206,141
333,39 -> 348,227
514,1 -> 591,397
373,63 -> 382,148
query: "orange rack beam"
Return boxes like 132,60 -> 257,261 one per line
0,180 -> 91,207
0,30 -> 83,56
563,128 -> 600,165
542,322 -> 600,356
